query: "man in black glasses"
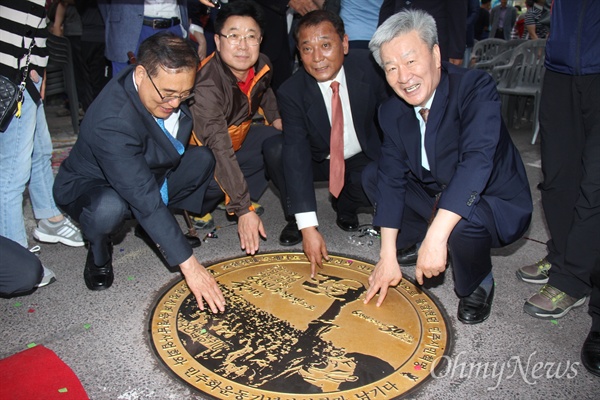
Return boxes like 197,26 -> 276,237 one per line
53,32 -> 225,314
189,0 -> 284,256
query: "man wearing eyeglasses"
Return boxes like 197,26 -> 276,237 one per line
189,1 -> 284,256
53,32 -> 226,314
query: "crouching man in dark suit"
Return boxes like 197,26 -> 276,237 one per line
53,32 -> 225,313
264,10 -> 387,276
362,10 -> 532,324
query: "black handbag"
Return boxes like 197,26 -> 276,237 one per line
0,75 -> 20,133
0,37 -> 36,133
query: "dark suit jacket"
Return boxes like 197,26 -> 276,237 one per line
490,4 -> 517,40
277,50 -> 387,214
250,0 -> 292,89
53,66 -> 194,265
373,63 -> 532,245
378,0 -> 468,61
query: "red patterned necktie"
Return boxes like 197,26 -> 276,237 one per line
419,107 -> 429,123
329,81 -> 344,198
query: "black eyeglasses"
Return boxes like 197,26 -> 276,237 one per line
144,67 -> 193,103
218,32 -> 262,47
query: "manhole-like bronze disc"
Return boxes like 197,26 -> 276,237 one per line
149,252 -> 451,399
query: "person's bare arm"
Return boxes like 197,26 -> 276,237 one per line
289,0 -> 320,15
526,24 -> 539,40
50,1 -> 67,36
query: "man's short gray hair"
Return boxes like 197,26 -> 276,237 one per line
369,9 -> 438,67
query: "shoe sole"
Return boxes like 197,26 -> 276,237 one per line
33,230 -> 85,247
523,297 -> 587,319
85,282 -> 112,291
515,270 -> 549,284
35,276 -> 57,288
457,311 -> 491,325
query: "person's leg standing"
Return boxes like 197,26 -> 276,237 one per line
29,84 -> 63,222
112,24 -> 184,76
0,88 -> 36,247
554,73 -> 600,295
540,70 -> 591,298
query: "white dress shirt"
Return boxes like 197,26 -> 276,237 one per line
296,67 -> 364,230
414,91 -> 436,171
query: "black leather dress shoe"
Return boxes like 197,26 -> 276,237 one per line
135,224 -> 201,248
397,244 -> 418,266
336,214 -> 359,232
457,283 -> 494,324
279,220 -> 302,246
84,246 -> 113,291
581,331 -> 600,377
183,233 -> 202,248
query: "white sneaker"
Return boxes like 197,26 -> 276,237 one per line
35,265 -> 57,288
33,217 -> 84,247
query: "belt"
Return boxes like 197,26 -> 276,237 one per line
143,17 -> 181,29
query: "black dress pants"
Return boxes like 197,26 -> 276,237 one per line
540,71 -> 600,327
263,135 -> 372,220
60,146 -> 214,266
362,161 -> 500,297
200,125 -> 282,216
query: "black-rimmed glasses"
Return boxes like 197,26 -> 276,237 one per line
218,32 -> 262,47
144,67 -> 193,103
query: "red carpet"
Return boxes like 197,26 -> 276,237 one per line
0,345 -> 88,399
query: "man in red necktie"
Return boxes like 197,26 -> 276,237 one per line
267,10 -> 388,276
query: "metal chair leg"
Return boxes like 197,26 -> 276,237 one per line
183,210 -> 198,237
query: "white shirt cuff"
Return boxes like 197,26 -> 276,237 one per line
295,212 -> 318,230
189,23 -> 204,35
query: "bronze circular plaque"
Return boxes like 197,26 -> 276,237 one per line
149,252 -> 451,399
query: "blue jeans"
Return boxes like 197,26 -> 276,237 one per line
0,79 -> 62,247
